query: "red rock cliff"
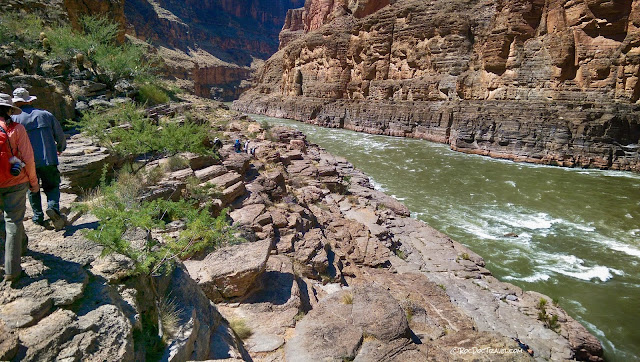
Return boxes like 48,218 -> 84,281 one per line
235,0 -> 640,172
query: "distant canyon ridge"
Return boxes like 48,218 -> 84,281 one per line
234,0 -> 640,172
61,0 -> 305,100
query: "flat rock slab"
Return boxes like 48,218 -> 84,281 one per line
285,284 -> 410,361
185,240 -> 273,302
204,171 -> 242,189
223,153 -> 251,174
0,297 -> 52,329
247,333 -> 285,353
195,165 -> 227,182
230,204 -> 266,226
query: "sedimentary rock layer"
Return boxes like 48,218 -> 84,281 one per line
235,0 -> 640,171
122,0 -> 305,100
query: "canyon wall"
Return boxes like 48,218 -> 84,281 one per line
124,0 -> 305,100
236,0 -> 640,171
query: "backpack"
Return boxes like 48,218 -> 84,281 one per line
0,122 -> 17,181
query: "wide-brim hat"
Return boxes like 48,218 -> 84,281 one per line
12,87 -> 37,103
0,93 -> 22,115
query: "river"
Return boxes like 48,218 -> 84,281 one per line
250,114 -> 640,361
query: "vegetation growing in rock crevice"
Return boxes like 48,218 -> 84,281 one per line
72,103 -> 216,170
78,170 -> 240,277
47,15 -> 150,87
0,12 -> 44,48
1,11 -> 171,101
536,298 -> 560,332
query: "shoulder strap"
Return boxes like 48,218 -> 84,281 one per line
0,125 -> 16,157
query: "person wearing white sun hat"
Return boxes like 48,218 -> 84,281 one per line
11,87 -> 67,231
0,93 -> 38,286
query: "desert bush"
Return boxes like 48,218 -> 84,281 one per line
165,155 -> 190,172
47,16 -> 149,86
342,292 -> 354,305
79,171 -> 239,276
0,12 -> 44,48
229,318 -> 253,340
157,295 -> 182,342
74,103 -> 214,162
136,83 -> 170,106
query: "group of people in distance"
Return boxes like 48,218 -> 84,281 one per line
0,87 -> 66,286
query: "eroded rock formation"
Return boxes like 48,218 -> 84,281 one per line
184,111 -> 603,361
123,0 -> 305,100
235,0 -> 640,171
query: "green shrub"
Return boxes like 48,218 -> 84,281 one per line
185,176 -> 222,204
536,298 -> 561,332
137,83 -> 170,106
165,155 -> 190,172
0,12 -> 44,48
73,103 -> 214,161
81,171 -> 240,276
229,318 -> 252,340
47,16 -> 149,86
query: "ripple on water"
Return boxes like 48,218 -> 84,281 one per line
504,272 -> 551,283
537,252 -> 623,282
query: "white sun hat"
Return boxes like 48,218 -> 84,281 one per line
12,87 -> 38,103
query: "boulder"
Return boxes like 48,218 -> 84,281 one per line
184,239 -> 273,302
285,284 -> 411,361
69,80 -> 108,99
58,135 -> 121,193
230,204 -> 266,226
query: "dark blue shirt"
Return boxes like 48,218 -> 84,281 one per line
12,105 -> 66,168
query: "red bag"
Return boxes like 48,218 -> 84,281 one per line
0,123 -> 16,181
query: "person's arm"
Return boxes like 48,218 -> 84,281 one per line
14,125 -> 38,192
50,113 -> 66,153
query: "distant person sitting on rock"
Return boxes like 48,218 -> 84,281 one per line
0,94 -> 38,285
11,88 -> 67,231
213,137 -> 223,151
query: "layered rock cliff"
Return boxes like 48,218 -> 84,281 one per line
235,0 -> 640,171
124,0 -> 306,100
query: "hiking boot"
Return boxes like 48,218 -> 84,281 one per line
46,209 -> 66,231
2,271 -> 26,288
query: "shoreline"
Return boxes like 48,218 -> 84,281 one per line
232,97 -> 640,173
215,109 -> 604,360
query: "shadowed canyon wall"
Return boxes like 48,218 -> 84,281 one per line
235,0 -> 640,171
123,0 -> 305,100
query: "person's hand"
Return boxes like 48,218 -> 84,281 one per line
30,184 -> 39,193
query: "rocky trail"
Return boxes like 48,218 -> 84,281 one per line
0,101 -> 602,361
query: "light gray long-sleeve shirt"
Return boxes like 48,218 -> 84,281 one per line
12,105 -> 66,168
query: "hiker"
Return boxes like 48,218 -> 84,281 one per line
234,139 -> 242,153
244,140 -> 250,154
12,88 -> 67,231
0,94 -> 38,285
213,137 -> 223,151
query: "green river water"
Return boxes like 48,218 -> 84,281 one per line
251,114 -> 640,361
